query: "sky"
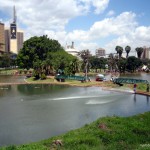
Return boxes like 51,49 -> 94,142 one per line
0,0 -> 150,55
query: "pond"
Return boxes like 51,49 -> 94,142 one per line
0,84 -> 149,146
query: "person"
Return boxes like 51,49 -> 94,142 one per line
88,77 -> 91,82
147,84 -> 149,92
133,83 -> 137,93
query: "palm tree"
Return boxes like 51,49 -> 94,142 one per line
115,46 -> 123,59
135,47 -> 144,59
125,46 -> 131,58
78,49 -> 91,81
108,53 -> 117,71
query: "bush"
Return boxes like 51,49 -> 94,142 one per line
23,69 -> 28,74
18,69 -> 23,74
40,73 -> 47,80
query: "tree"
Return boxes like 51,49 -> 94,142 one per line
0,54 -> 11,68
125,46 -> 131,58
16,35 -> 64,69
108,53 -> 118,71
115,46 -> 123,59
78,49 -> 91,81
89,56 -> 100,73
126,56 -> 142,72
117,58 -> 127,73
17,35 -> 79,79
135,47 -> 144,59
48,51 -> 78,75
89,56 -> 107,73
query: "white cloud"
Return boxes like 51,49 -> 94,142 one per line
134,26 -> 150,41
92,0 -> 109,14
1,0 -> 150,56
107,10 -> 115,16
64,12 -> 137,42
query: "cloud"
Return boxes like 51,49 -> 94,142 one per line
1,0 -> 150,56
92,0 -> 109,14
77,42 -> 99,53
106,10 -> 115,16
64,12 -> 137,42
104,27 -> 150,54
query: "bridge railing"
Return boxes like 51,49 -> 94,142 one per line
55,75 -> 86,82
113,78 -> 149,84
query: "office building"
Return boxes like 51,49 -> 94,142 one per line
142,47 -> 150,59
0,22 -> 5,54
95,48 -> 106,58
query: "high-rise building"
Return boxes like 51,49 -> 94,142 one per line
4,6 -> 24,54
4,28 -> 10,53
95,48 -> 106,58
17,29 -> 24,53
10,6 -> 18,54
142,47 -> 150,59
0,22 -> 5,54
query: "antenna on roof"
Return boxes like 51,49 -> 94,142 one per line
13,5 -> 17,23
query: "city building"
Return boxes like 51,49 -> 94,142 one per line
141,47 -> 150,59
95,48 -> 106,58
65,42 -> 79,56
4,6 -> 24,54
0,22 -> 5,55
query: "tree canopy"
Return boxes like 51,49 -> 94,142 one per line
17,35 -> 64,69
16,35 -> 78,78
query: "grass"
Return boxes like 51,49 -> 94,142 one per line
1,111 -> 150,150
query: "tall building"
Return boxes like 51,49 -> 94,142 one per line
4,6 -> 24,54
95,48 -> 106,58
17,29 -> 24,53
10,6 -> 18,54
142,47 -> 150,59
0,22 -> 5,54
4,28 -> 10,53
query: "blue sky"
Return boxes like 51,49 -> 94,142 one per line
0,0 -> 150,55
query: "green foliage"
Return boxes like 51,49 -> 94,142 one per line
125,45 -> 131,58
126,56 -> 142,72
16,35 -> 79,77
16,35 -> 64,69
18,69 -> 23,74
117,58 -> 127,73
23,69 -> 28,74
32,70 -> 40,80
78,49 -> 92,74
135,47 -> 144,59
40,73 -> 46,80
115,46 -> 123,59
89,56 -> 107,72
0,54 -> 15,68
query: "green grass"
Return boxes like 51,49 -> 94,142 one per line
1,112 -> 150,150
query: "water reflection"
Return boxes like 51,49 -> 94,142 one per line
0,84 -> 149,146
147,96 -> 149,104
133,93 -> 149,106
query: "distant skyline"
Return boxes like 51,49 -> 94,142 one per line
0,0 -> 150,54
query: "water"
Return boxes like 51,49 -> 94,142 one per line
0,75 -> 25,83
0,84 -> 149,146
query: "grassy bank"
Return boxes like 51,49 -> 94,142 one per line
1,111 -> 150,150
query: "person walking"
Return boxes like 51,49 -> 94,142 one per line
133,83 -> 137,93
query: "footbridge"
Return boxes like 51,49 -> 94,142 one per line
113,78 -> 149,84
55,75 -> 86,82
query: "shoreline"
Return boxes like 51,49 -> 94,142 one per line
0,79 -> 149,96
